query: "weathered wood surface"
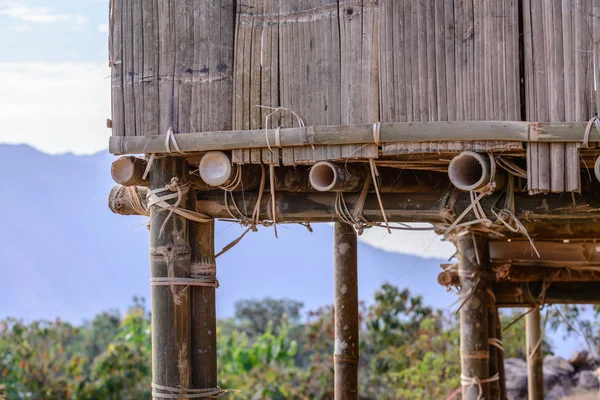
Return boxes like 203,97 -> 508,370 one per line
379,0 -> 520,159
490,241 -> 600,267
494,282 -> 600,306
526,307 -> 544,400
108,121 -> 600,155
457,233 -> 490,400
195,188 -> 600,225
439,265 -> 600,287
148,158 -> 192,400
488,305 -> 501,400
522,0 -> 597,194
230,0 -> 377,166
109,0 -> 233,137
110,1 -> 235,395
190,220 -> 217,397
333,223 -> 359,399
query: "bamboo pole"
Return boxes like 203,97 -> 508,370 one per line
457,232 -> 490,400
334,222 -> 359,400
488,304 -> 501,400
111,186 -> 600,234
148,157 -> 192,400
190,220 -> 217,397
496,311 -> 507,400
108,121 -> 598,155
526,307 -> 544,400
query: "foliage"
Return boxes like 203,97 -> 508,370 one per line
4,283 -> 593,400
234,298 -> 304,336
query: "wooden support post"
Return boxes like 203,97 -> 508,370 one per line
488,305 -> 501,399
457,233 -> 490,400
334,222 -> 359,400
526,307 -> 544,400
190,220 -> 218,397
496,312 -> 507,400
148,157 -> 192,400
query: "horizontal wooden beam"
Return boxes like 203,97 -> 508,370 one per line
490,241 -> 600,267
197,190 -> 600,224
494,282 -> 600,306
438,265 -> 600,286
109,121 -> 598,155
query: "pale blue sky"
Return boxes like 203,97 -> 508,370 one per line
0,0 -> 111,155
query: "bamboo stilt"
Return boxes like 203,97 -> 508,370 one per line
457,232 -> 490,400
190,220 -> 217,397
496,311 -> 507,400
149,157 -> 192,400
334,222 -> 359,400
526,307 -> 544,400
488,305 -> 501,399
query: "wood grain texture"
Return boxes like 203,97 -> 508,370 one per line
149,157 -> 192,399
333,222 -> 359,399
457,233 -> 490,400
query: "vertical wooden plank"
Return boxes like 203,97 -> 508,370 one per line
454,0 -> 464,120
334,222 -> 359,400
426,0 -> 438,121
444,0 -> 456,121
157,1 -> 175,134
109,0 -> 125,137
174,0 -> 194,134
537,143 -> 550,193
132,0 -> 144,136
434,0 -> 448,121
550,142 -> 565,192
122,0 -> 136,136
141,0 -> 159,136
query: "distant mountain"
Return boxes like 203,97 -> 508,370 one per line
0,144 -> 454,323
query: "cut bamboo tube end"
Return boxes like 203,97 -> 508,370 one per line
111,156 -> 148,187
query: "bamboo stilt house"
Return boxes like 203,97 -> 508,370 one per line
107,1 -> 600,399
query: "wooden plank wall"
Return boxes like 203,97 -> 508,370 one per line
109,0 -> 234,138
110,1 -> 600,195
523,0 -> 597,193
379,0 -> 522,155
231,0 -> 378,166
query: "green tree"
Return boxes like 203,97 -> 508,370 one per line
234,298 -> 304,336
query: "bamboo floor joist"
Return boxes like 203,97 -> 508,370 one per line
108,121 -> 600,155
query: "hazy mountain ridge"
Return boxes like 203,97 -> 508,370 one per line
0,144 -> 452,323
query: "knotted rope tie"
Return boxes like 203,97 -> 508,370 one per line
488,338 -> 504,352
460,373 -> 500,400
583,116 -> 600,148
126,186 -> 149,216
151,383 -> 239,399
147,178 -> 212,237
142,126 -> 182,180
259,105 -> 307,156
150,276 -> 220,289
